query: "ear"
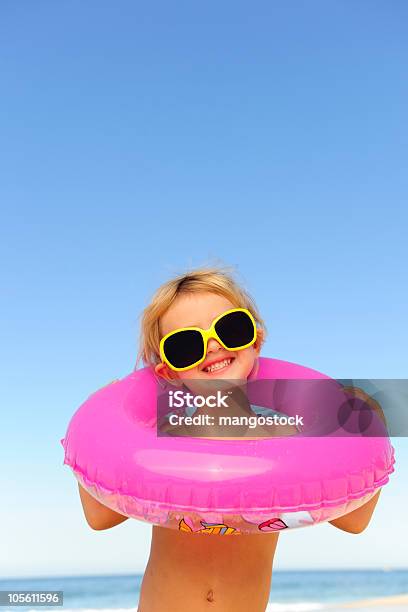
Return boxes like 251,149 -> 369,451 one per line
254,328 -> 265,354
155,362 -> 182,386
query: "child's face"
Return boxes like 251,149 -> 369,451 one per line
155,291 -> 263,383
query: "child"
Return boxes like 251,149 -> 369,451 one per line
78,266 -> 382,612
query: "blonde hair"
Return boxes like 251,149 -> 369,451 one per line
136,265 -> 267,369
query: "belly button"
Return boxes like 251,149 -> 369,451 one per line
206,589 -> 215,602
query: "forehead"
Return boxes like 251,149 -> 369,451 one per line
159,292 -> 236,336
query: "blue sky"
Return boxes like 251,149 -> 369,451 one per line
1,1 -> 407,577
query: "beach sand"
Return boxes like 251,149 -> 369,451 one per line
327,594 -> 408,612
265,594 -> 408,612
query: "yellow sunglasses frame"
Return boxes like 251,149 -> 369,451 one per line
159,307 -> 257,372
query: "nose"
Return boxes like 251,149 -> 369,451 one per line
206,338 -> 223,353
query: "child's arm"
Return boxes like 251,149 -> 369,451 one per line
328,489 -> 381,533
329,386 -> 386,533
78,484 -> 129,530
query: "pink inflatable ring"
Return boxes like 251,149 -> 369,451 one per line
61,358 -> 395,535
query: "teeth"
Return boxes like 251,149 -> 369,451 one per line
205,358 -> 232,373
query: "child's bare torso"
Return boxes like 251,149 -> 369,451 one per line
138,526 -> 279,612
143,402 -> 288,610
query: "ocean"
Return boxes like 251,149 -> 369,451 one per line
0,570 -> 407,612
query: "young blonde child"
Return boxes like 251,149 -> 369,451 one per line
78,266 -> 382,612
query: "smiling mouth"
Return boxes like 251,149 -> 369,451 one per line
203,357 -> 235,374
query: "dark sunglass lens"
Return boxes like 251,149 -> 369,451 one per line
214,311 -> 255,348
163,330 -> 204,369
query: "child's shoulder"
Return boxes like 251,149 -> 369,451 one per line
249,404 -> 285,417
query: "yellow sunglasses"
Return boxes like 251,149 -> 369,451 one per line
159,308 -> 257,372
